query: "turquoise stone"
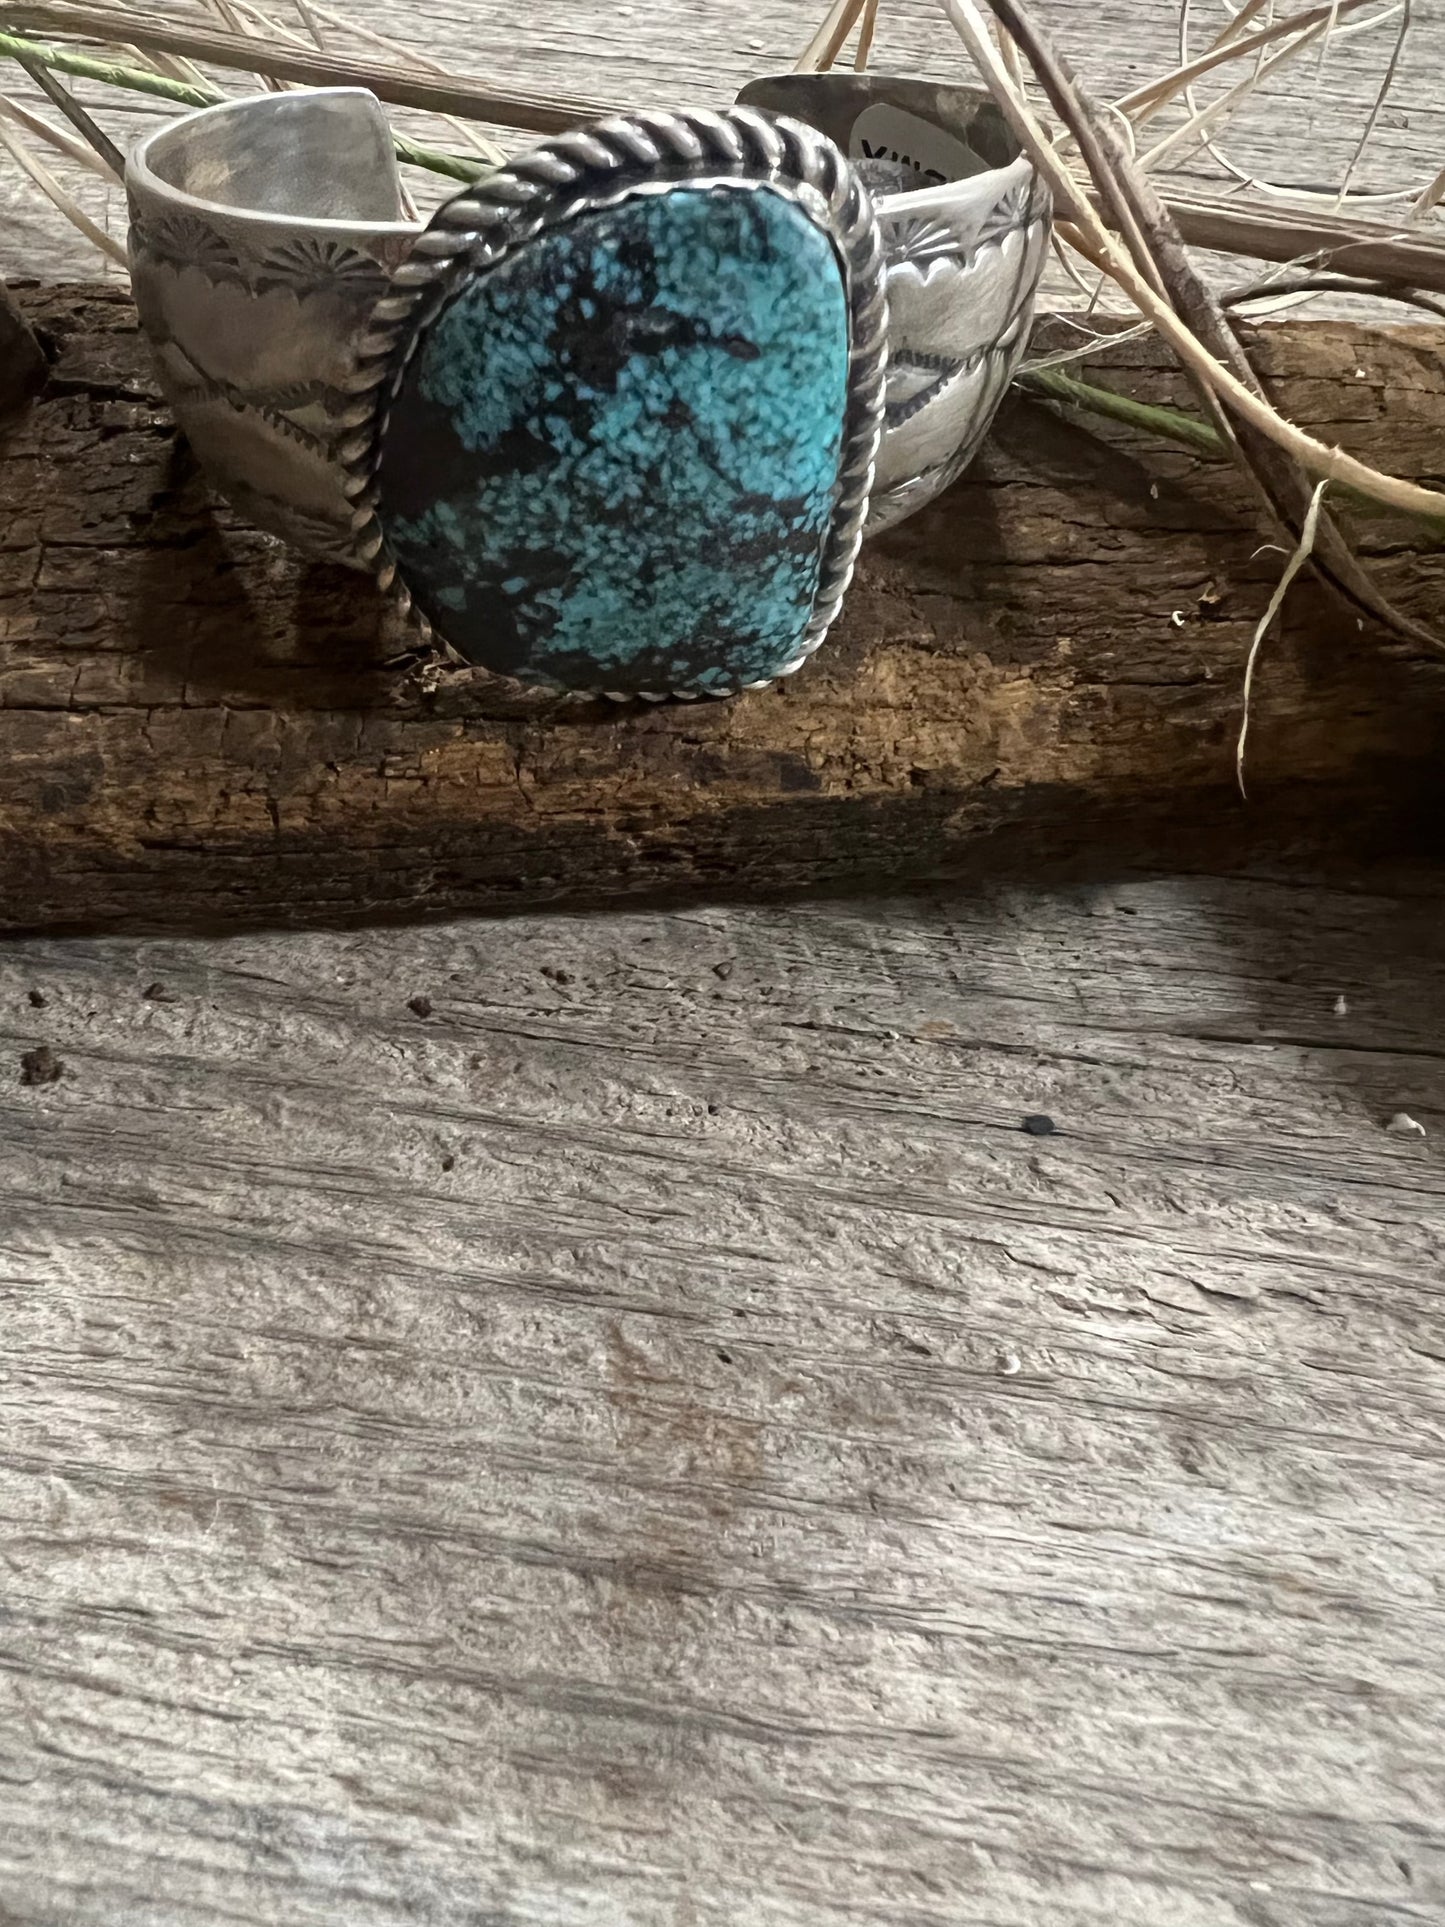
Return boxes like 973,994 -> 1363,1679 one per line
377,185 -> 851,694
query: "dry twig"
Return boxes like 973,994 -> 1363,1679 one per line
940,0 -> 1445,549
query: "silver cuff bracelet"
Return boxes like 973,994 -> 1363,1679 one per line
125,79 -> 1049,698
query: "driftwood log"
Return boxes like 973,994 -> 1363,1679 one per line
1,282 -> 1442,934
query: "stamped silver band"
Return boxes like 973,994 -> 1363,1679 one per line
126,81 -> 1049,568
737,74 -> 1052,533
126,88 -> 416,563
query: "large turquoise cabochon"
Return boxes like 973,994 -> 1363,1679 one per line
377,184 -> 851,694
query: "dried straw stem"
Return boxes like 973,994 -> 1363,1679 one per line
0,27 -> 489,180
0,80 -> 117,175
0,107 -> 124,261
1116,0 -> 1389,124
794,0 -> 871,73
986,0 -> 1443,652
0,1 -> 605,133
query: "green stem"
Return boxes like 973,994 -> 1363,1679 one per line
0,28 -> 488,183
0,27 -> 218,108
392,132 -> 490,184
1017,363 -> 1445,532
1017,365 -> 1227,459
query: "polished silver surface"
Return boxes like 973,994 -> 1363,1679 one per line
127,78 -> 1046,589
736,75 -> 1051,533
340,106 -> 888,699
125,89 -> 416,562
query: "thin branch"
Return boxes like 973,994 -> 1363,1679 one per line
202,0 -> 285,92
0,110 -> 126,263
1412,163 -> 1445,220
1115,0 -> 1392,126
1019,365 -> 1227,456
12,46 -> 122,170
0,28 -> 490,182
1333,0 -> 1411,207
292,0 -> 506,162
1138,16 -> 1336,176
1238,481 -> 1331,797
1018,359 -> 1432,523
937,1 -> 1445,534
0,2 -> 609,133
1221,269 -> 1445,321
794,0 -> 867,72
1023,307 -> 1155,370
0,86 -> 116,175
854,0 -> 880,69
1150,191 -> 1445,292
1164,0 -> 1427,206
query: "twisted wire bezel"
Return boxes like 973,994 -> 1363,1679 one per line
340,106 -> 888,702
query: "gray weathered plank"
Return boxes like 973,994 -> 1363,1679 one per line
2,0 -> 1444,281
1,871 -> 1444,1925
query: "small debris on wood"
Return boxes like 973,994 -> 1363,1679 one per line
1386,1111 -> 1427,1137
997,1351 -> 1022,1377
142,982 -> 176,1002
408,659 -> 445,699
1022,1113 -> 1057,1136
540,965 -> 573,985
19,1046 -> 63,1086
1333,995 -> 1349,1017
26,989 -> 45,1009
407,995 -> 433,1019
712,960 -> 734,980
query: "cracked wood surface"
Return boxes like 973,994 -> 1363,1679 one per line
1,871 -> 1444,1925
1,287 -> 1442,932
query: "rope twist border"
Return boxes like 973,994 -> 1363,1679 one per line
335,106 -> 889,702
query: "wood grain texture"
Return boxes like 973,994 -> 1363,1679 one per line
2,285 -> 1443,934
2,870 -> 1444,1925
2,0 -> 610,131
2,0 -> 1444,285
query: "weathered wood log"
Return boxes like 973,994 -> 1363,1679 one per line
0,276 -> 46,420
0,283 -> 1441,934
